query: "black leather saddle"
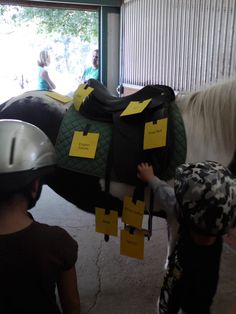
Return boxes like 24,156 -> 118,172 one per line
78,79 -> 183,186
79,79 -> 175,122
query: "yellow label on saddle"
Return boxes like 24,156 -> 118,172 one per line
143,117 -> 168,150
45,91 -> 72,104
122,196 -> 145,229
69,131 -> 99,159
120,98 -> 152,116
120,228 -> 144,260
73,84 -> 94,110
95,207 -> 118,236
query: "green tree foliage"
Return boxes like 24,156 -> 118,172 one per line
0,5 -> 98,42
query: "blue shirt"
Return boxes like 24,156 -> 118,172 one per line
82,66 -> 99,81
38,66 -> 50,91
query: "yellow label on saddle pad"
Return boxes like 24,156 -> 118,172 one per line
122,196 -> 145,229
143,117 -> 168,150
69,131 -> 99,159
120,98 -> 152,116
95,207 -> 118,237
73,84 -> 94,111
120,228 -> 144,260
45,91 -> 72,104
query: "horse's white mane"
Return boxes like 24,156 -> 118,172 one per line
176,79 -> 236,165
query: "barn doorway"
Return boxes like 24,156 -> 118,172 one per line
0,3 -> 99,102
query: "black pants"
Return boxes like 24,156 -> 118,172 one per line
159,232 -> 223,314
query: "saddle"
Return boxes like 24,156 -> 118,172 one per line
79,79 -> 175,122
56,79 -> 186,185
77,79 -> 186,186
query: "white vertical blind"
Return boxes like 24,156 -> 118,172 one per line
121,0 -> 236,91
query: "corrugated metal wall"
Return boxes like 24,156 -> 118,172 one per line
120,0 -> 236,91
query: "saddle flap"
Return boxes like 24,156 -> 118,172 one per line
112,100 -> 171,185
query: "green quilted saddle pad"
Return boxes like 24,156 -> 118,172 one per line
55,105 -> 112,178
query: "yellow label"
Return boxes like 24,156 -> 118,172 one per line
120,228 -> 144,260
143,118 -> 168,150
45,91 -> 72,104
95,207 -> 118,236
122,196 -> 145,229
69,131 -> 99,159
73,84 -> 94,110
120,98 -> 152,116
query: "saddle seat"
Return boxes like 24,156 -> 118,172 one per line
79,79 -> 175,122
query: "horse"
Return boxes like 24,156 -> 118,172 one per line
1,78 -> 236,259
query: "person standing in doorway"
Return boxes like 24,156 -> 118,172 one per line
37,50 -> 56,91
81,49 -> 99,83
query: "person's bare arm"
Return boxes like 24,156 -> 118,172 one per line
57,266 -> 80,314
41,69 -> 56,90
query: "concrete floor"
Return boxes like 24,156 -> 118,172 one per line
31,186 -> 236,314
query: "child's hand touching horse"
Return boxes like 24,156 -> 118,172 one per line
137,162 -> 155,183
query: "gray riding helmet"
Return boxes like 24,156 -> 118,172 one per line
0,119 -> 56,193
175,161 -> 236,236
